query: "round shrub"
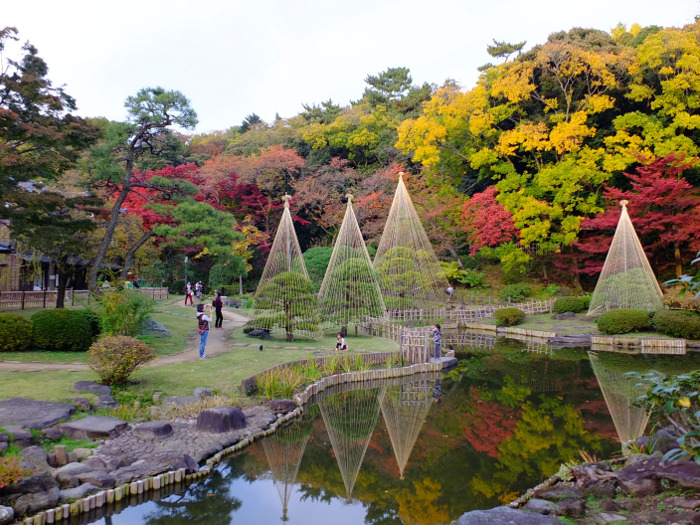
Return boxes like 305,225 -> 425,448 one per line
499,284 -> 531,303
597,308 -> 652,335
553,296 -> 590,314
169,279 -> 186,295
652,310 -> 700,340
494,307 -> 526,327
88,336 -> 157,386
31,309 -> 95,351
0,314 -> 32,352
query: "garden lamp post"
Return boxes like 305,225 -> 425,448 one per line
184,256 -> 188,285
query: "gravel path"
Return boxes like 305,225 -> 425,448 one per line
0,300 -> 249,372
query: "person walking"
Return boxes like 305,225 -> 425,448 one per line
431,324 -> 442,360
195,281 -> 202,300
185,282 -> 194,306
196,304 -> 212,359
212,291 -> 224,329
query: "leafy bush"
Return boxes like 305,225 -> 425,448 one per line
169,279 -> 186,295
87,336 -> 157,386
553,296 -> 590,314
597,308 -> 651,334
96,290 -> 155,337
544,284 -> 561,297
0,314 -> 32,352
652,310 -> 700,339
303,246 -> 334,286
0,456 -> 32,489
498,284 -> 531,302
494,307 -> 526,327
31,309 -> 95,351
458,268 -> 485,288
635,371 -> 700,465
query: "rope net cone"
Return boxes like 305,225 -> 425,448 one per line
252,196 -> 322,341
588,201 -> 664,315
380,378 -> 434,479
319,388 -> 386,499
318,195 -> 386,330
589,352 -> 652,451
261,413 -> 314,521
374,173 -> 449,311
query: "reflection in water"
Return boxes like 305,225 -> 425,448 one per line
380,378 -> 436,479
262,407 -> 317,521
320,387 -> 387,499
588,351 -> 652,453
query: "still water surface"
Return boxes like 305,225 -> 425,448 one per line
85,338 -> 700,525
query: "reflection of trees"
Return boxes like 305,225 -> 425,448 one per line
588,351 -> 652,452
395,478 -> 450,525
262,406 -> 317,521
319,387 -> 386,499
143,464 -> 241,525
380,379 -> 435,479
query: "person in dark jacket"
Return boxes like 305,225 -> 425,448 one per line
212,291 -> 224,329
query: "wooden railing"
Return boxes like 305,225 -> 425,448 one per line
383,299 -> 555,324
0,287 -> 169,312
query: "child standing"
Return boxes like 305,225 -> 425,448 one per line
196,304 -> 212,359
432,324 -> 442,360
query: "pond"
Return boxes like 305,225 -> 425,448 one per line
82,338 -> 700,525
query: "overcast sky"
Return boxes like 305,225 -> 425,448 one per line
3,0 -> 698,133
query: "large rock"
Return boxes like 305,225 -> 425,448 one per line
454,506 -> 566,524
76,471 -> 116,489
162,395 -> 201,408
94,395 -> 118,410
0,505 -> 13,525
20,446 -> 51,472
133,421 -> 173,439
245,329 -> 272,339
55,462 -> 92,488
556,498 -> 586,518
196,406 -> 246,433
111,460 -> 168,485
12,487 -> 59,517
0,471 -> 58,496
60,415 -> 128,440
193,387 -> 213,399
73,381 -> 111,396
59,483 -> 100,502
523,499 -> 556,515
2,426 -> 33,448
69,397 -> 92,411
139,318 -> 170,338
617,457 -> 700,496
0,398 -> 75,429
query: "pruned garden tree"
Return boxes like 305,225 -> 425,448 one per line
85,87 -> 198,291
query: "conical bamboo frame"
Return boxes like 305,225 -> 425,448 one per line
318,194 -> 386,330
252,195 -> 322,340
374,173 -> 449,311
588,201 -> 664,315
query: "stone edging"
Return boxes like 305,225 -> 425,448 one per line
22,361 -> 448,525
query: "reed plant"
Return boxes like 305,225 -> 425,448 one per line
321,354 -> 341,376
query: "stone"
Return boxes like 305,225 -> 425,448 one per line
69,397 -> 92,411
269,399 -> 296,414
0,505 -> 13,525
664,496 -> 700,510
0,398 -> 75,430
41,427 -> 63,441
1,425 -> 33,448
138,318 -> 170,338
556,498 -> 586,518
12,487 -> 59,517
617,457 -> 700,496
193,387 -> 213,399
152,392 -> 163,403
0,471 -> 58,496
454,506 -> 565,524
73,381 -> 111,396
83,457 -> 107,470
196,407 -> 246,433
55,463 -> 92,488
0,432 -> 7,443
133,421 -> 173,439
53,445 -> 68,466
535,485 -> 583,500
165,453 -> 199,474
60,416 -> 127,440
523,498 -> 556,514
0,443 -> 6,454
58,483 -> 100,503
111,460 -> 167,485
162,395 -> 201,408
580,480 -> 617,499
592,512 -> 628,524
94,395 -> 118,410
245,329 -> 272,339
20,446 -> 51,472
551,311 -> 576,320
73,448 -> 93,461
76,471 -> 116,489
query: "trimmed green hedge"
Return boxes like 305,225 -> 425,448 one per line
169,279 -> 186,295
494,307 -> 526,327
597,308 -> 652,335
31,309 -> 96,351
553,296 -> 590,314
652,310 -> 700,340
0,314 -> 32,352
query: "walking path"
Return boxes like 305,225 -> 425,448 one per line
0,299 -> 249,372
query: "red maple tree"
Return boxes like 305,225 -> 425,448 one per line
461,186 -> 518,255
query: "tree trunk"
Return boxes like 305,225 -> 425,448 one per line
239,275 -> 243,295
55,263 -> 69,309
120,231 -> 155,280
674,241 -> 683,278
87,184 -> 131,291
